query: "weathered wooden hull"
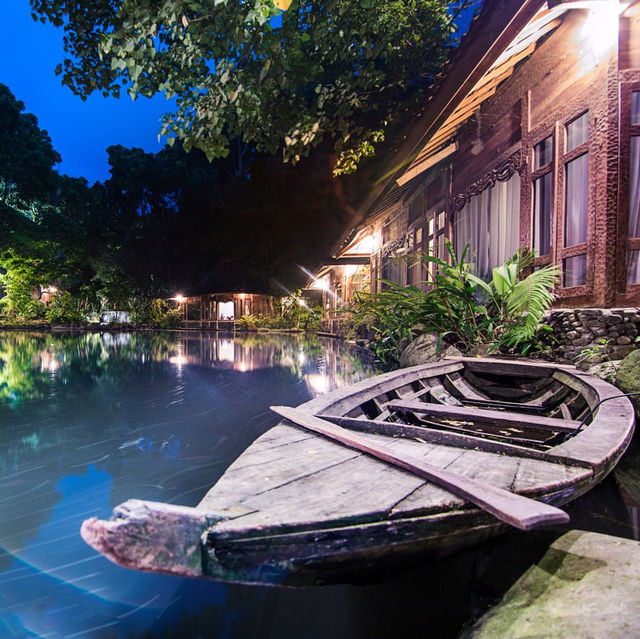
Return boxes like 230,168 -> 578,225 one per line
81,358 -> 635,586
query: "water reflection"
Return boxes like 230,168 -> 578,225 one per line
0,330 -> 378,638
0,330 -> 638,638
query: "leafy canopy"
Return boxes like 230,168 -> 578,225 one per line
30,0 -> 467,173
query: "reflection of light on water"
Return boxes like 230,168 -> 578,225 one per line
219,340 -> 234,363
169,355 -> 186,368
305,373 -> 329,395
40,350 -> 59,373
298,352 -> 306,366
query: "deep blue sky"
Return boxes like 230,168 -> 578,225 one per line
0,3 -> 172,184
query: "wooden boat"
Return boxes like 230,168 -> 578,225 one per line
81,357 -> 635,586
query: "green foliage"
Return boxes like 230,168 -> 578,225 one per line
129,297 -> 182,328
0,247 -> 51,320
488,249 -> 560,350
279,291 -> 321,331
237,314 -> 272,330
348,241 -> 560,367
45,291 -> 87,324
0,84 -> 60,203
31,0 -> 472,173
574,338 -> 613,366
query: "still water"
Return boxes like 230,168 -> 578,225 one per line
0,330 -> 638,639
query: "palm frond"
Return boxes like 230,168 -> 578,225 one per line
501,264 -> 560,345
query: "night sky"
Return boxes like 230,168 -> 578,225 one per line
1,3 -> 172,184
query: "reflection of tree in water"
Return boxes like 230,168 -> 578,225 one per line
0,330 -> 379,563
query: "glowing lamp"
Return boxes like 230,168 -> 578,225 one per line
312,278 -> 330,291
580,1 -> 624,61
173,294 -> 186,303
344,264 -> 359,277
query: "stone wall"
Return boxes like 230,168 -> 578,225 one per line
545,308 -> 639,364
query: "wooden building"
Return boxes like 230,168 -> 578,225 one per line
178,292 -> 277,331
317,0 -> 640,320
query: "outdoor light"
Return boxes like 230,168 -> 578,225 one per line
580,1 -> 625,62
313,278 -> 330,291
174,294 -> 186,303
344,264 -> 359,277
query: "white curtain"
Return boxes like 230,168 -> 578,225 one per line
454,172 -> 520,278
489,172 -> 521,266
565,153 -> 589,247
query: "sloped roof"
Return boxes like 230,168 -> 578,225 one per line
355,0 -> 546,225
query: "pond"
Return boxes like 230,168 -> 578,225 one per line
0,330 -> 638,639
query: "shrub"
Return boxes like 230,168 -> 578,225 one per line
348,241 -> 560,368
46,292 -> 86,324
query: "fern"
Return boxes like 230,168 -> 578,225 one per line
499,264 -> 560,346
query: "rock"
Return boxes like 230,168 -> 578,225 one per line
398,332 -> 462,368
466,531 -> 640,639
587,360 -> 621,384
611,345 -> 636,359
617,336 -> 633,345
616,348 -> 640,412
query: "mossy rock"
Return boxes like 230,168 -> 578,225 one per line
466,531 -> 640,639
616,349 -> 640,412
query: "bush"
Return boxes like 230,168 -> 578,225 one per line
46,292 -> 87,324
348,242 -> 560,368
150,299 -> 182,329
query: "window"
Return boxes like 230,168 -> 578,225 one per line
424,209 -> 447,280
454,172 -> 520,278
563,255 -> 587,287
532,135 -> 553,256
628,92 -> 640,285
566,112 -> 589,151
564,153 -> 589,246
559,111 -> 589,288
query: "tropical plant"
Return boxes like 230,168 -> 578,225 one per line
469,247 -> 561,351
574,338 -> 613,367
347,241 -> 560,367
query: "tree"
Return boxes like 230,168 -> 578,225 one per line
30,0 -> 470,174
0,84 -> 60,203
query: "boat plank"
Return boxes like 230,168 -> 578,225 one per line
307,361 -> 464,416
316,414 -> 591,465
444,372 -> 491,401
511,458 -> 592,495
198,428 -> 362,513
212,453 -> 427,533
385,400 -> 581,433
454,357 -> 567,377
425,379 -> 463,405
389,448 -> 520,517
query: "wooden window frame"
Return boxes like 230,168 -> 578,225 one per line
617,80 -> 640,298
530,128 -> 556,267
556,110 -> 590,293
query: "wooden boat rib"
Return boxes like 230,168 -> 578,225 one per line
80,357 -> 635,586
